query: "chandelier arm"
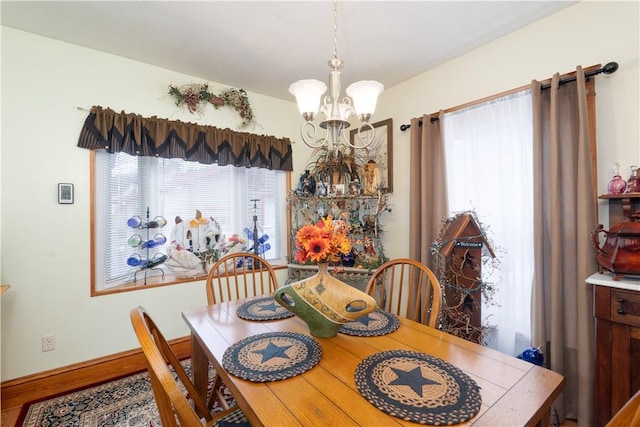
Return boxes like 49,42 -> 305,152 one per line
340,97 -> 353,108
342,122 -> 375,150
300,121 -> 330,149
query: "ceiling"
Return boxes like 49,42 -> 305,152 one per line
1,1 -> 575,101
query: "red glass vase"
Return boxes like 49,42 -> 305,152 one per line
608,163 -> 628,194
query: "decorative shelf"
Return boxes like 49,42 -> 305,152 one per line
287,193 -> 390,273
599,193 -> 640,224
598,193 -> 640,199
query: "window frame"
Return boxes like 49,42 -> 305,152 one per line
89,151 -> 291,296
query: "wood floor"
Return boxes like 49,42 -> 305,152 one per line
1,407 -> 20,427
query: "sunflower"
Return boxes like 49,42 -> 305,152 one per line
304,237 -> 331,262
294,215 -> 353,264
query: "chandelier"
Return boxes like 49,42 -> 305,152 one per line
289,0 -> 384,156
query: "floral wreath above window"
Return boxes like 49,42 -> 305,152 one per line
168,83 -> 255,128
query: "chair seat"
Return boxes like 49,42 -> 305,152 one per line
212,407 -> 250,427
606,389 -> 640,426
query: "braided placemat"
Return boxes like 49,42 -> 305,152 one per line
339,309 -> 400,337
222,332 -> 322,382
355,349 -> 481,425
236,296 -> 294,321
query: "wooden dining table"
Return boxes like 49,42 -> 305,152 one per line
182,295 -> 565,426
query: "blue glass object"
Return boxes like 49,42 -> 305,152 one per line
517,347 -> 544,366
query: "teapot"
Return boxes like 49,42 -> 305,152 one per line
591,210 -> 640,276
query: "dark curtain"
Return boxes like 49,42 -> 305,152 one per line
77,106 -> 293,171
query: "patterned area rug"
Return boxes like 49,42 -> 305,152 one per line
18,360 -> 230,427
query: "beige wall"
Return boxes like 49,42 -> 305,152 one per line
0,27 -> 306,380
1,0 -> 638,381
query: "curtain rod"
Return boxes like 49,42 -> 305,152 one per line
399,61 -> 619,131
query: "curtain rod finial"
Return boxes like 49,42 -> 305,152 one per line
602,62 -> 618,74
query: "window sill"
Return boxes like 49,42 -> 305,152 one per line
91,262 -> 290,296
92,273 -> 204,296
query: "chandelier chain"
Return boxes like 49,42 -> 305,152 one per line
332,0 -> 338,60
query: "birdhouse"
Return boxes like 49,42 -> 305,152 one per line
437,212 -> 496,343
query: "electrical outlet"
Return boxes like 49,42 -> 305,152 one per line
42,334 -> 56,352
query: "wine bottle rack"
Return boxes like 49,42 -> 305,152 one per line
126,207 -> 167,284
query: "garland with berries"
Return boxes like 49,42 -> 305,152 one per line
168,83 -> 255,128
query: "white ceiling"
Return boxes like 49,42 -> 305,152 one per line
1,1 -> 576,101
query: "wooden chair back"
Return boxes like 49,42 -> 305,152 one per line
206,252 -> 278,305
130,306 -> 213,426
606,389 -> 640,426
365,258 -> 442,328
130,306 -> 247,426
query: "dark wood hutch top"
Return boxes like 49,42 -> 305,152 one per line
599,193 -> 640,224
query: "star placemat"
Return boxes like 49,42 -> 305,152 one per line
339,309 -> 400,337
222,332 -> 322,382
236,296 -> 294,321
355,349 -> 481,425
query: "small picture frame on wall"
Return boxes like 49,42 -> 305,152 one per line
58,183 -> 74,204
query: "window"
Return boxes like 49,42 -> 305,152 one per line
443,90 -> 533,355
93,151 -> 288,292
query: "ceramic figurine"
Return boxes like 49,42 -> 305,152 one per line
298,170 -> 316,196
363,160 -> 382,195
627,165 -> 639,193
317,180 -> 328,196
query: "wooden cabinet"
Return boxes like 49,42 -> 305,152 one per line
590,194 -> 640,425
589,275 -> 640,426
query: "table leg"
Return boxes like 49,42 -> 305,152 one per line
533,407 -> 551,427
191,332 -> 209,402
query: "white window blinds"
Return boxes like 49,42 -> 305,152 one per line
95,151 -> 286,289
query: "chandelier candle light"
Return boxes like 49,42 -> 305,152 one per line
289,0 -> 384,156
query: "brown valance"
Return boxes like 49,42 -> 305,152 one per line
77,106 -> 293,171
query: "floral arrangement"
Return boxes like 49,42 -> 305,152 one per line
305,145 -> 366,191
167,82 -> 255,128
294,215 -> 352,264
220,233 -> 247,253
193,247 -> 219,265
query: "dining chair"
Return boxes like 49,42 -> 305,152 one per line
206,252 -> 279,305
129,306 -> 249,427
365,258 -> 443,328
606,389 -> 640,426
